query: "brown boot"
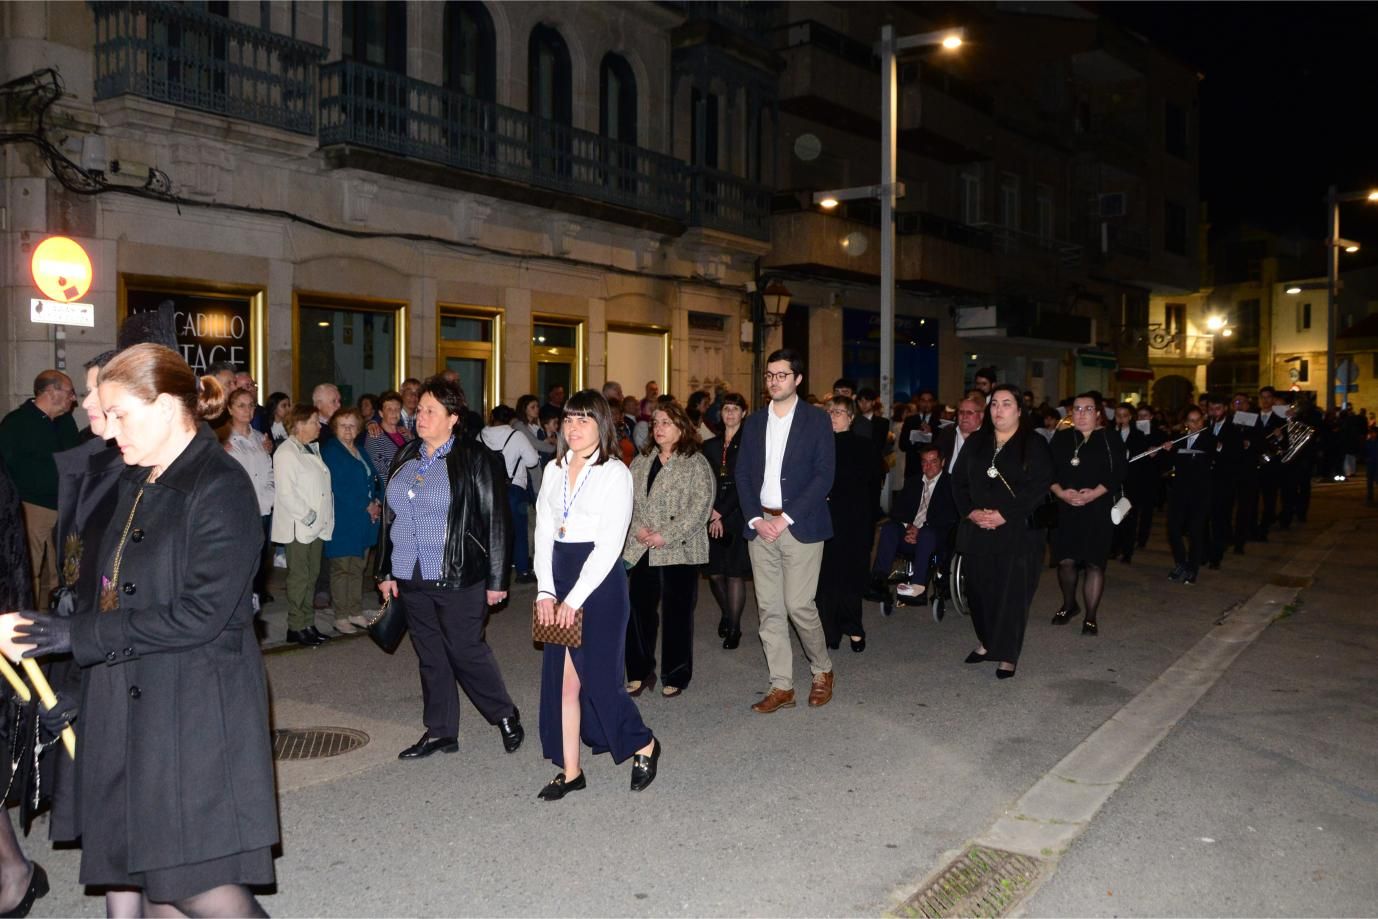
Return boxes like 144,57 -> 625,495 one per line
808,671 -> 834,707
751,688 -> 796,713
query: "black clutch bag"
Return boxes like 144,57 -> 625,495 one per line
366,596 -> 408,654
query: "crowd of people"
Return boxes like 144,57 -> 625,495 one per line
1,314 -> 1376,915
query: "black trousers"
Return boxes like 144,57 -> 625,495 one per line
1232,470 -> 1259,549
1168,493 -> 1208,570
1258,465 -> 1281,534
401,576 -> 516,738
254,514 -> 273,596
625,556 -> 698,690
1208,477 -> 1235,564
1280,462 -> 1310,524
1111,505 -> 1139,560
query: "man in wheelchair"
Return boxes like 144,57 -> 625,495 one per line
864,445 -> 958,616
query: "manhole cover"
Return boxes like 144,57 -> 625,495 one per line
1270,574 -> 1312,588
273,727 -> 369,761
894,845 -> 1043,919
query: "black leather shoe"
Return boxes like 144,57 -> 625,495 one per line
260,591 -> 275,603
964,650 -> 988,664
722,631 -> 741,650
717,618 -> 730,639
0,863 -> 47,919
304,625 -> 331,643
1051,606 -> 1080,625
1168,565 -> 1185,582
498,709 -> 524,754
286,629 -> 323,648
398,733 -> 458,759
849,636 -> 866,653
630,737 -> 661,792
537,771 -> 586,801
1183,568 -> 1199,585
996,666 -> 1017,680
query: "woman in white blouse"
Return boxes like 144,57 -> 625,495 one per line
271,404 -> 334,647
224,388 -> 275,606
533,390 -> 660,800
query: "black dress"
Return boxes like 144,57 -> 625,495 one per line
1048,428 -> 1126,567
952,427 -> 1053,664
0,455 -> 36,812
817,430 -> 877,646
703,432 -> 751,578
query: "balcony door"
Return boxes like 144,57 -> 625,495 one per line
442,2 -> 496,163
342,1 -> 408,141
529,25 -> 572,178
600,53 -> 638,195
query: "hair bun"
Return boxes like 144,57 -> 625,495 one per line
197,374 -> 226,420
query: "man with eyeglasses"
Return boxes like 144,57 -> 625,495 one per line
735,349 -> 836,713
0,369 -> 82,605
937,397 -> 985,475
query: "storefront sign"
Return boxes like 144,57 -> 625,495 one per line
126,287 -> 253,374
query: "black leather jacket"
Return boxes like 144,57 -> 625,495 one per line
373,437 -> 511,591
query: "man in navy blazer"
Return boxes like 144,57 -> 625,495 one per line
735,349 -> 836,713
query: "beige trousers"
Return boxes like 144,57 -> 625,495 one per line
21,502 -> 58,608
748,524 -> 832,692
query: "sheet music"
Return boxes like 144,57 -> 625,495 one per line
1272,403 -> 1290,419
1232,410 -> 1259,427
909,430 -> 932,443
1135,419 -> 1152,435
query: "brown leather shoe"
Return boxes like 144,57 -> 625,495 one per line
751,688 -> 796,713
807,671 -> 834,707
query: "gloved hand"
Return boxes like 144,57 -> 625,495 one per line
37,690 -> 78,741
13,613 -> 73,658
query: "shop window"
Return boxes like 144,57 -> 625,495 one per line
121,275 -> 265,384
531,317 -> 583,400
296,296 -> 404,405
439,306 -> 500,416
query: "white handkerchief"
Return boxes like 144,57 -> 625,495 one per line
1272,403 -> 1290,419
1232,410 -> 1259,427
1135,419 -> 1152,435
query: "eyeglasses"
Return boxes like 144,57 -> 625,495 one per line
762,371 -> 795,383
957,409 -> 982,417
826,409 -> 851,417
1072,406 -> 1099,414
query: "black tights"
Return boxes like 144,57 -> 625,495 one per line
1057,559 -> 1105,623
0,811 -> 33,915
708,575 -> 747,634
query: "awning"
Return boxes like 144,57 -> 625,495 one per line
1116,367 -> 1155,381
1077,349 -> 1118,370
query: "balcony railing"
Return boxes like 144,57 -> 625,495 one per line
689,166 -> 771,239
667,1 -> 781,41
90,0 -> 323,134
972,223 -> 1084,268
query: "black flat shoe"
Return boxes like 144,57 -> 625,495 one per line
1051,607 -> 1080,625
286,629 -> 323,648
964,650 -> 988,664
398,733 -> 459,759
722,631 -> 741,650
849,636 -> 866,653
1082,620 -> 1098,636
996,666 -> 1017,680
304,625 -> 331,643
717,619 -> 730,639
0,863 -> 47,919
498,708 -> 524,754
630,738 -> 661,792
537,771 -> 586,801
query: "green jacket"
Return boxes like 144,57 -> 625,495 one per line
0,400 -> 82,509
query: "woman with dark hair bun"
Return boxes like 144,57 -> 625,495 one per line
1,342 -> 277,917
534,389 -> 659,799
703,392 -> 751,648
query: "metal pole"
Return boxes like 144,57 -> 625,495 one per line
879,25 -> 897,416
1325,185 -> 1338,413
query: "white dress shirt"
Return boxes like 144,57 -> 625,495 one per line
533,449 -> 633,610
226,429 -> 274,515
947,430 -> 968,473
759,395 -> 798,510
913,471 -> 942,529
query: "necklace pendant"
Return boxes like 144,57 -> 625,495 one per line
986,465 -> 999,479
406,488 -> 416,500
558,526 -> 566,539
1070,456 -> 1081,467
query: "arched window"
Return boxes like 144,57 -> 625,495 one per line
599,53 -> 637,144
342,0 -> 407,73
528,24 -> 572,125
443,2 -> 495,101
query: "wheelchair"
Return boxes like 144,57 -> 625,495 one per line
879,527 -> 968,622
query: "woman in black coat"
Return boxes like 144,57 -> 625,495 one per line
2,343 -> 276,917
702,393 -> 751,649
817,396 -> 879,652
1049,393 -> 1127,634
952,384 -> 1054,679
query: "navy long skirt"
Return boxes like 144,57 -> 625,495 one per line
539,541 -> 654,767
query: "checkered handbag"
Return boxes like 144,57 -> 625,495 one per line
532,601 -> 583,648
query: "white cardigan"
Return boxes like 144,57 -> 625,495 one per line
271,436 -> 335,544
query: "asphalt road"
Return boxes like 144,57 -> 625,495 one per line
23,480 -> 1377,917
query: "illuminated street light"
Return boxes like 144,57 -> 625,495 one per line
1221,328 -> 1234,337
942,34 -> 963,49
1369,190 -> 1378,201
1206,314 -> 1226,331
817,196 -> 839,210
1286,286 -> 1303,295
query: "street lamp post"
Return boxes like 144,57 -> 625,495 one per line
812,25 -> 963,417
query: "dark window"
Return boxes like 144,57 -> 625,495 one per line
443,2 -> 495,101
1165,101 -> 1188,157
1298,359 -> 1309,382
599,53 -> 637,143
1233,298 -> 1260,349
1164,199 -> 1188,256
529,25 -> 572,124
691,87 -> 720,169
1299,302 -> 1312,332
343,1 -> 407,73
1165,302 -> 1186,338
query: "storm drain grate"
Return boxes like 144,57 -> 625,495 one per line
1270,574 -> 1313,588
892,846 -> 1044,919
273,727 -> 369,761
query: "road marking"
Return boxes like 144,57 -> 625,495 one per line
891,519 -> 1350,917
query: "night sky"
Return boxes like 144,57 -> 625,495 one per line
1102,2 -> 1378,254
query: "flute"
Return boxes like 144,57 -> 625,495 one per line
1128,430 -> 1196,463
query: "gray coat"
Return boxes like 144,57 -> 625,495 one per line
622,450 -> 716,567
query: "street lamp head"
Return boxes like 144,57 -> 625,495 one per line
1369,190 -> 1378,202
1206,314 -> 1225,331
942,34 -> 962,49
1345,244 -> 1360,253
818,196 -> 839,210
1221,328 -> 1233,338
1286,286 -> 1302,295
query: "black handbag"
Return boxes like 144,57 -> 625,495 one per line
366,596 -> 408,654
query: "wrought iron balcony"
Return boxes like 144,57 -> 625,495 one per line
688,166 -> 771,240
90,0 -> 323,135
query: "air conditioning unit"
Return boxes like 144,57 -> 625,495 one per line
1098,192 -> 1126,218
